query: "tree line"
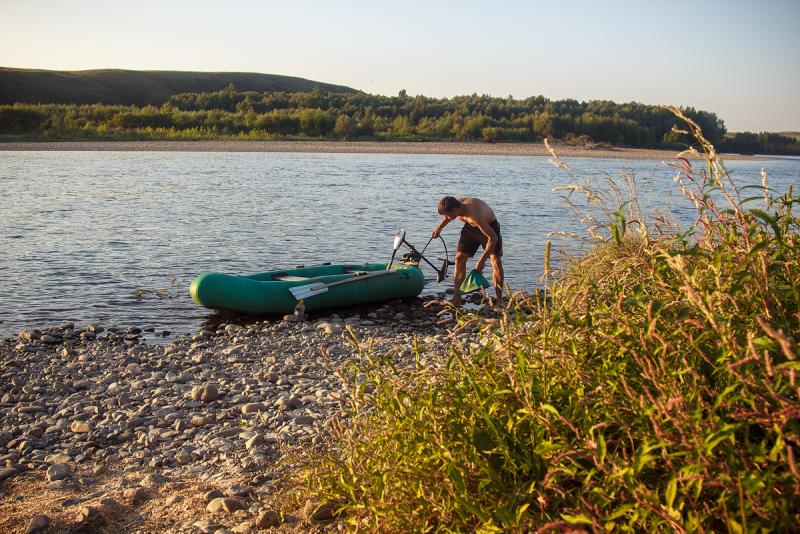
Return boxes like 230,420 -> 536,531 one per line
1,85 -> 798,154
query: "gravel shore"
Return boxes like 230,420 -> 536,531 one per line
0,140 -> 767,160
0,296 -> 479,532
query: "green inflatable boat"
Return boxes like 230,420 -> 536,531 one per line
190,262 -> 425,315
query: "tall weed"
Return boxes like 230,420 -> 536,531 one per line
296,109 -> 799,532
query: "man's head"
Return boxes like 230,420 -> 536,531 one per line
438,196 -> 461,218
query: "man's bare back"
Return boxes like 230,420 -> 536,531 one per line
450,197 -> 496,227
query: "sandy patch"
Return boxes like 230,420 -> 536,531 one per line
0,465 -> 313,533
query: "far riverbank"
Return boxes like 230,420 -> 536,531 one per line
0,140 -> 769,160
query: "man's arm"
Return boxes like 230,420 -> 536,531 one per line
472,219 -> 498,271
431,216 -> 451,238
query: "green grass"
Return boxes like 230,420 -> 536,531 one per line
293,109 -> 800,532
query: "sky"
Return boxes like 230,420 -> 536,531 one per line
1,0 -> 798,132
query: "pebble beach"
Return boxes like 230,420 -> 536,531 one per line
0,140 -> 767,160
0,296 -> 480,533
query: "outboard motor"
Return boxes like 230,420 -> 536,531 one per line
388,229 -> 449,283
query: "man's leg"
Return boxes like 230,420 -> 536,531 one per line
451,251 -> 469,305
490,254 -> 505,307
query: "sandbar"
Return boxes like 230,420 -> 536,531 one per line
0,140 -> 767,160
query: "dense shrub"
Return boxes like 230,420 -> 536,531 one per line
0,106 -> 47,133
2,91 -> 799,153
299,108 -> 335,136
109,107 -> 174,129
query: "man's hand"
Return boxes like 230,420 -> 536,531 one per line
432,215 -> 451,239
474,258 -> 486,272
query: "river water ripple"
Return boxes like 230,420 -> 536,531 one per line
1,151 -> 797,339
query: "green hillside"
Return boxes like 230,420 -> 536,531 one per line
0,67 -> 356,106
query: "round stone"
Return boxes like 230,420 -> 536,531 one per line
26,514 -> 50,533
46,463 -> 71,482
241,403 -> 266,415
256,510 -> 281,528
207,497 -> 248,514
191,383 -> 219,402
70,421 -> 91,433
140,472 -> 167,488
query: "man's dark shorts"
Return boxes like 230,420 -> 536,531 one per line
458,220 -> 503,258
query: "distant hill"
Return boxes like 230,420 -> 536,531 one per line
0,68 -> 356,106
778,131 -> 800,140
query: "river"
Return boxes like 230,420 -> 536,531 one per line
1,150 -> 797,339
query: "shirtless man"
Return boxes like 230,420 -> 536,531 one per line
431,196 -> 504,306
